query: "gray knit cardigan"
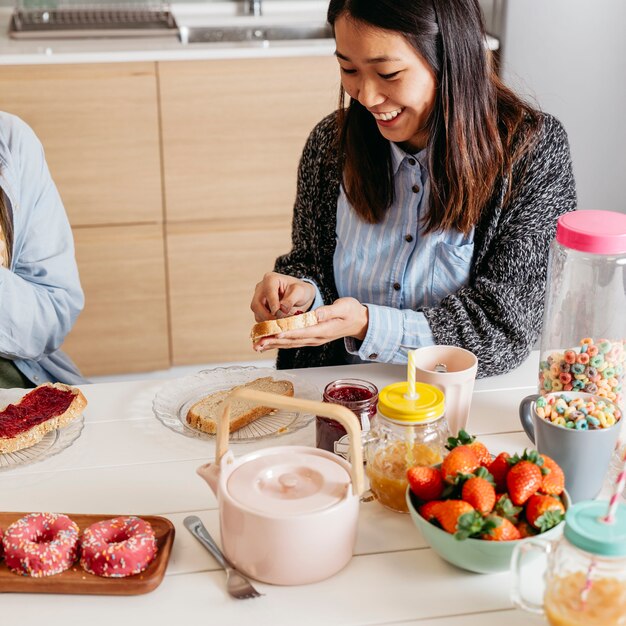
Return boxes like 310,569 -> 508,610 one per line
274,111 -> 577,377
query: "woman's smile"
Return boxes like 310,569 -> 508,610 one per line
371,107 -> 405,125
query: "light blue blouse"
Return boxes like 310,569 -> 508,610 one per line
0,112 -> 87,385
309,141 -> 474,364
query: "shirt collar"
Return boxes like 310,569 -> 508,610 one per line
389,141 -> 429,175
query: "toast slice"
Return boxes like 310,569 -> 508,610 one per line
186,376 -> 294,434
0,382 -> 88,454
250,310 -> 318,343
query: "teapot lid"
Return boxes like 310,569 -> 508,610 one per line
226,447 -> 352,516
564,500 -> 626,557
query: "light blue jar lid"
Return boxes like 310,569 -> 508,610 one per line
564,500 -> 626,557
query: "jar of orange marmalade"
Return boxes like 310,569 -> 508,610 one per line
511,500 -> 626,626
364,382 -> 449,513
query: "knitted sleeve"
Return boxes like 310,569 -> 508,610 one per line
274,113 -> 340,307
422,114 -> 577,378
274,114 -> 346,369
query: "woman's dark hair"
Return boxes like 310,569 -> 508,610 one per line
327,0 -> 541,233
0,192 -> 12,268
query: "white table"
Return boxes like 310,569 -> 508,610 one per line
0,353 -> 606,625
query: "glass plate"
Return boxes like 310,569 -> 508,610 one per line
152,366 -> 321,442
0,388 -> 85,471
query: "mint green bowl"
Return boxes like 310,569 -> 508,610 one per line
406,488 -> 570,574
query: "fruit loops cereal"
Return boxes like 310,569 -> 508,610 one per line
539,338 -> 625,406
535,394 -> 622,430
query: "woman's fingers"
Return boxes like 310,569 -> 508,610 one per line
254,318 -> 342,351
251,273 -> 316,322
250,273 -> 284,320
253,297 -> 368,351
278,282 -> 315,317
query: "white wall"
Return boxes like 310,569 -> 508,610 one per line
499,0 -> 626,213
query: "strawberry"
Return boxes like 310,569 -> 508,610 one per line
482,515 -> 522,541
441,446 -> 480,483
447,430 -> 491,466
493,494 -> 523,524
516,519 -> 538,539
525,494 -> 565,531
418,500 -> 443,522
539,455 -> 565,496
461,472 -> 496,514
487,452 -> 511,491
433,500 -> 476,534
407,465 -> 444,501
507,451 -> 545,505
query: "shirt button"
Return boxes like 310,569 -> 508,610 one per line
408,158 -> 416,166
405,234 -> 414,242
368,353 -> 378,360
33,376 -> 39,381
412,184 -> 420,193
393,282 -> 401,291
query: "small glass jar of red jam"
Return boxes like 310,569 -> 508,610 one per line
316,379 -> 378,455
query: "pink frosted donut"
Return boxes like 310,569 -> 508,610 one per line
2,512 -> 79,577
80,516 -> 157,577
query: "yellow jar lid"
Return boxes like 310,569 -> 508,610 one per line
378,382 -> 445,423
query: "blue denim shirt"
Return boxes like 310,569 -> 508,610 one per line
308,141 -> 474,364
0,112 -> 87,385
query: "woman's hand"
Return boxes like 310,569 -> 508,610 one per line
250,272 -> 316,322
254,297 -> 369,351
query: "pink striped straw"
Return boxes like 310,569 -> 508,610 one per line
580,443 -> 626,607
603,444 -> 626,524
580,559 -> 597,608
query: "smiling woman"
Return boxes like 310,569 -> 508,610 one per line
249,0 -> 577,379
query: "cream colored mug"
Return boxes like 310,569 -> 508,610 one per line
410,345 -> 478,436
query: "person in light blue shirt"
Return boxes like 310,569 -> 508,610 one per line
0,111 -> 86,388
249,0 -> 576,377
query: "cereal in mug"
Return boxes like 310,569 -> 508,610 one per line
539,338 -> 625,406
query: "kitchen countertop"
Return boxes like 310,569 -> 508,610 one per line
2,351 -> 617,624
0,2 -> 498,65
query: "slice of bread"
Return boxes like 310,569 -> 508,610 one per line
186,376 -> 295,434
0,382 -> 88,454
250,310 -> 318,343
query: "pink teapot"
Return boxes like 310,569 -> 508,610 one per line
197,387 -> 364,585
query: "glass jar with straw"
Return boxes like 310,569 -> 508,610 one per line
511,446 -> 626,625
364,351 -> 449,513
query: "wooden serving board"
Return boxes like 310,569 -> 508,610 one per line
0,512 -> 175,595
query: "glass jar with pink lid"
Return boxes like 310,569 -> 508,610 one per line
538,210 -> 626,409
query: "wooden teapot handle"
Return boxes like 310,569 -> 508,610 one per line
217,387 -> 365,496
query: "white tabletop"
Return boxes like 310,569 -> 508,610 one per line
0,353 -> 602,625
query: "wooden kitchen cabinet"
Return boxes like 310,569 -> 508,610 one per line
0,54 -> 338,374
167,218 -> 291,364
0,63 -> 162,227
159,55 -> 338,365
0,62 -> 167,376
158,56 -> 339,224
63,224 -> 170,376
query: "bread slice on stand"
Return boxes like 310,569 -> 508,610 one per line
186,377 -> 294,434
0,382 -> 88,454
250,310 -> 318,343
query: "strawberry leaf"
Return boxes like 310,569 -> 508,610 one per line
454,511 -> 485,541
446,429 -> 475,450
535,510 -> 565,532
494,494 -> 522,522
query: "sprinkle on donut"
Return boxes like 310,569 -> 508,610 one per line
2,512 -> 79,577
80,516 -> 157,578
0,526 -> 4,560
